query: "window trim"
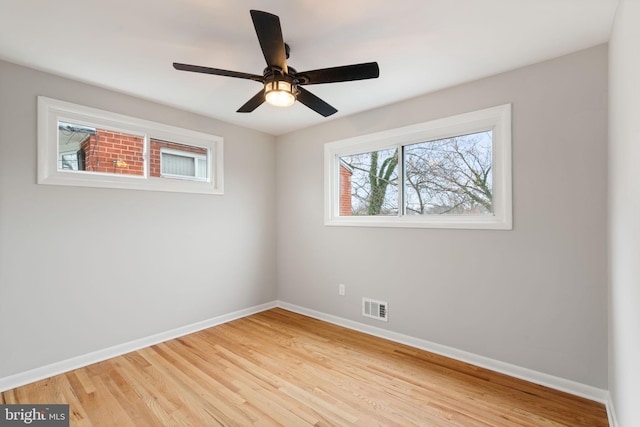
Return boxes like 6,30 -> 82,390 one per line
324,104 -> 512,230
37,96 -> 224,195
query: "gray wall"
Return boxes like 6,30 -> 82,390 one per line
609,0 -> 640,425
0,44 -> 611,395
277,45 -> 608,389
0,60 -> 278,377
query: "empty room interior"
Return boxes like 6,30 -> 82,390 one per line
0,1 -> 638,426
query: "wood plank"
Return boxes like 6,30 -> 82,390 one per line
1,308 -> 608,426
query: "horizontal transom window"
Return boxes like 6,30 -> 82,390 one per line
324,104 -> 512,229
38,97 -> 224,194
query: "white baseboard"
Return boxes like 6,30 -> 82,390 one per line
0,301 -> 277,393
606,392 -> 619,427
277,301 -> 610,406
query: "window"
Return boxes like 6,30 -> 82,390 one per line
38,97 -> 223,194
160,147 -> 207,181
324,104 -> 511,229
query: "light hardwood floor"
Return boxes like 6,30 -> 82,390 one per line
2,308 -> 608,426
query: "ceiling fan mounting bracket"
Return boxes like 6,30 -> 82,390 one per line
263,66 -> 301,87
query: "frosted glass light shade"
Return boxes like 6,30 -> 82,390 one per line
264,80 -> 296,107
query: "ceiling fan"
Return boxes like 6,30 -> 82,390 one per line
173,10 -> 380,117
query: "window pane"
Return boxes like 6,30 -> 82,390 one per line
150,139 -> 209,181
404,131 -> 492,215
60,152 -> 80,170
339,148 -> 398,216
196,158 -> 207,180
58,122 -> 144,176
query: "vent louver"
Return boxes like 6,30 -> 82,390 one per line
362,298 -> 388,322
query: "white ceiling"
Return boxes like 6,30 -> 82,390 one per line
0,0 -> 618,135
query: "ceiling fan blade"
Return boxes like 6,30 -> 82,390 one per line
296,87 -> 337,117
297,62 -> 380,85
237,89 -> 266,113
173,63 -> 263,82
250,10 -> 288,73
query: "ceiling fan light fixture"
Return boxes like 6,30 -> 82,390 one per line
264,80 -> 296,107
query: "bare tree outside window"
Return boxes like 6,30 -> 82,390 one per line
339,148 -> 398,216
404,131 -> 492,215
339,131 -> 492,217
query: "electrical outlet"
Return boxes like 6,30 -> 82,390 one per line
338,283 -> 346,296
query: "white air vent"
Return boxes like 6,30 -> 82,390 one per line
362,298 -> 388,322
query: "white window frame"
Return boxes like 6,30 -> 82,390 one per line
159,147 -> 207,181
324,104 -> 512,230
37,96 -> 224,195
